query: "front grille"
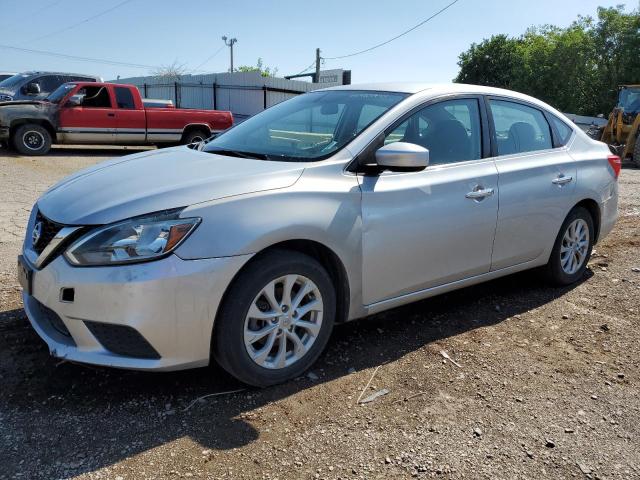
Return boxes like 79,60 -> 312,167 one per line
33,210 -> 64,255
84,321 -> 161,359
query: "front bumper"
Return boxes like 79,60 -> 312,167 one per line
22,253 -> 251,371
0,125 -> 9,141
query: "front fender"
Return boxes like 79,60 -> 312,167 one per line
175,164 -> 364,318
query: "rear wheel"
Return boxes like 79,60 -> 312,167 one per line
182,128 -> 210,145
545,207 -> 594,285
12,124 -> 51,156
213,250 -> 336,387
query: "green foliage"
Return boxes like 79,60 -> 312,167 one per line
454,6 -> 640,115
237,58 -> 279,78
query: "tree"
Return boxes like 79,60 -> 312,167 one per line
150,60 -> 188,81
455,34 -> 522,89
454,6 -> 640,116
237,58 -> 279,77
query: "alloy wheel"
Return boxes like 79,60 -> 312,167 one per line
243,274 -> 323,369
560,218 -> 589,275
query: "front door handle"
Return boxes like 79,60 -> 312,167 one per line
107,112 -> 115,117
465,186 -> 494,200
552,175 -> 573,185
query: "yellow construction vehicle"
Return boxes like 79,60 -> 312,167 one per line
601,85 -> 640,167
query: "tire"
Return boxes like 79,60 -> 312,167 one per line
181,128 -> 210,145
212,250 -> 336,387
544,206 -> 594,286
633,134 -> 640,168
12,124 -> 52,156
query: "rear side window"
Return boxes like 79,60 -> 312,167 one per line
549,115 -> 574,146
66,76 -> 97,83
115,87 -> 135,109
489,100 -> 552,155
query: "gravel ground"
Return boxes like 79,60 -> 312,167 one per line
0,146 -> 639,480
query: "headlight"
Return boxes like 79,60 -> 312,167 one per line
64,210 -> 200,266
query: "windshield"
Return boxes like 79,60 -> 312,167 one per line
0,73 -> 29,90
203,90 -> 407,161
618,87 -> 640,113
45,83 -> 77,104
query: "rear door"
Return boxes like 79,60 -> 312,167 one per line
58,85 -> 117,144
359,96 -> 499,305
113,86 -> 146,144
488,97 -> 577,270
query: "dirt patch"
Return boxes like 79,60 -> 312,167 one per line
0,149 -> 638,479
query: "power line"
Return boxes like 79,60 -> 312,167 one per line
24,0 -> 134,44
192,44 -> 226,72
323,0 -> 462,60
293,59 -> 318,76
0,0 -> 65,29
0,43 -> 157,69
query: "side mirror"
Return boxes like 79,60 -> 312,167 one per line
375,142 -> 429,171
65,95 -> 82,107
24,83 -> 41,95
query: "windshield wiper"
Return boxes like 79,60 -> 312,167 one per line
205,148 -> 268,160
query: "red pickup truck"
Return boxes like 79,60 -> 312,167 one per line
0,82 -> 233,155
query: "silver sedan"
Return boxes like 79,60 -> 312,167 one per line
18,83 -> 619,386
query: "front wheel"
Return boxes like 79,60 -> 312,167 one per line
633,134 -> 640,168
545,207 -> 594,285
181,128 -> 210,145
213,250 -> 336,387
12,124 -> 52,156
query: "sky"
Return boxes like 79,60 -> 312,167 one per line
0,0 -> 635,82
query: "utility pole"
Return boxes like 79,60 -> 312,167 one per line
222,36 -> 238,73
315,48 -> 321,83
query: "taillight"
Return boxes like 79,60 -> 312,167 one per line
607,155 -> 621,179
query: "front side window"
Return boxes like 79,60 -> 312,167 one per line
203,90 -> 407,162
489,100 -> 552,155
384,98 -> 482,165
115,87 -> 135,109
36,75 -> 62,93
77,85 -> 112,108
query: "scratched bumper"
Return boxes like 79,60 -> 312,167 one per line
22,253 -> 251,371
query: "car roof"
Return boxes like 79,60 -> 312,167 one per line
321,82 -> 536,97
19,71 -> 101,78
319,82 -> 566,117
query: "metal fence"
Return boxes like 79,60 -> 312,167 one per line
114,72 -> 340,120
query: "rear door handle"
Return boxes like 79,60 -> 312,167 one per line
107,112 -> 115,117
552,175 -> 573,185
465,187 -> 494,200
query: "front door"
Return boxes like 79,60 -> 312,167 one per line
58,85 -> 117,144
360,97 -> 499,305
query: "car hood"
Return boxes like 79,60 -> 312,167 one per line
0,100 -> 45,107
37,147 -> 305,225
